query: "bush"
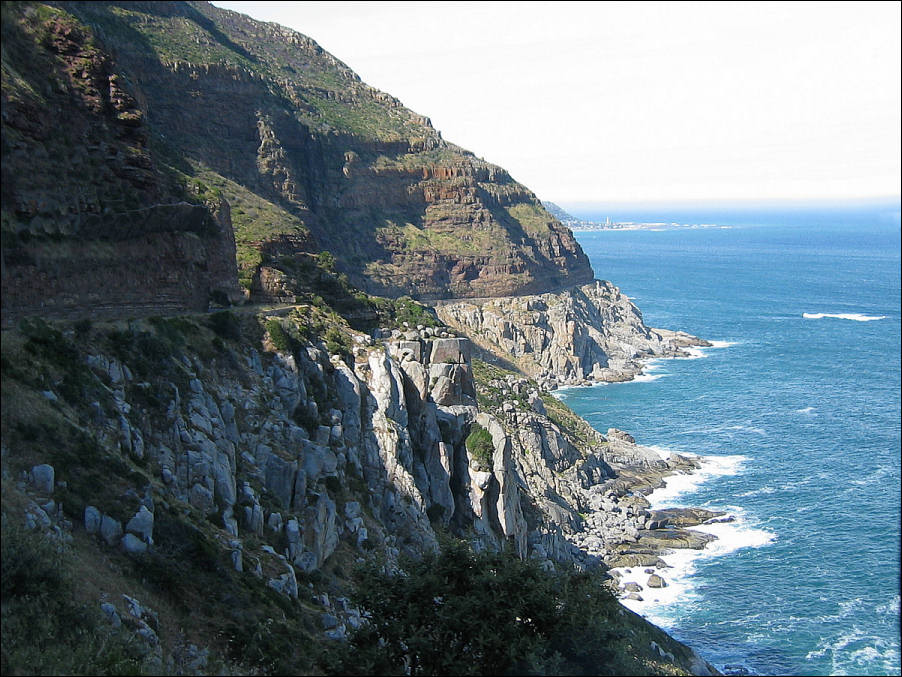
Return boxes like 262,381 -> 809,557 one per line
207,310 -> 242,341
1,520 -> 148,675
266,319 -> 294,353
465,423 -> 494,471
322,540 -> 624,676
324,326 -> 351,358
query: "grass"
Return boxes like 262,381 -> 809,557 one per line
1,519 -> 152,675
187,163 -> 312,289
505,202 -> 555,236
540,392 -> 604,451
470,358 -> 603,456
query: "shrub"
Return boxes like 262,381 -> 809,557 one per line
1,520 -> 148,675
207,310 -> 242,341
322,540 -> 625,676
465,422 -> 494,471
266,319 -> 294,353
324,326 -> 351,358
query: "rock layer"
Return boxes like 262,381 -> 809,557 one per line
2,1 -> 594,319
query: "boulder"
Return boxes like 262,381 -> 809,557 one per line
648,507 -> 726,528
430,375 -> 458,406
99,514 -> 123,546
126,505 -> 154,543
429,338 -> 471,364
100,602 -> 122,628
647,574 -> 668,588
84,505 -> 102,534
121,533 -> 148,554
30,464 -> 55,494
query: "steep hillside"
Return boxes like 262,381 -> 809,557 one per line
0,2 -> 242,326
1,3 -> 723,674
1,0 -> 593,326
1,303 -> 716,675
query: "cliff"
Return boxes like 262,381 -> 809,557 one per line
1,0 -> 593,326
437,279 -> 710,388
1,2 -> 720,674
1,303 -> 716,674
0,2 -> 242,326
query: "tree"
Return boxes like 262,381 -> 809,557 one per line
323,540 -> 625,676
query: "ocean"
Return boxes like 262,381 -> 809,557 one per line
556,203 -> 901,676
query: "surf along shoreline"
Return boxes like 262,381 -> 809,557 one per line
555,338 -> 772,632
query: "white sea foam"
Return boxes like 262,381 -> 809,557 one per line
803,312 -> 887,322
672,340 -> 736,360
613,452 -> 776,629
806,626 -> 901,675
614,509 -> 776,627
876,595 -> 900,616
726,424 -> 767,436
640,453 -> 746,510
707,340 -> 738,348
645,445 -> 676,461
678,423 -> 766,438
680,346 -> 707,359
795,406 -> 816,415
735,485 -> 777,497
632,372 -> 667,383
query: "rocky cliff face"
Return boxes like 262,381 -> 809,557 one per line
2,3 -> 719,673
3,299 -> 714,670
0,4 -> 243,327
1,1 -> 594,318
436,280 -> 709,388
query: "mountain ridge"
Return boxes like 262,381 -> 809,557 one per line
2,0 -> 593,327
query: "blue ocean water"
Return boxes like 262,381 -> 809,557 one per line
557,203 -> 901,676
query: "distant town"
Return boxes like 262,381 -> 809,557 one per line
541,201 -> 725,231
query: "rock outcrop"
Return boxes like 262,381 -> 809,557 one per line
436,279 -> 710,387
0,5 -> 242,326
1,3 -> 722,673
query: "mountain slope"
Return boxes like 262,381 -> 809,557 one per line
1,3 -> 721,675
1,0 -> 593,326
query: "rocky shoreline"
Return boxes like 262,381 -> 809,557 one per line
567,427 -> 731,599
435,280 -> 723,598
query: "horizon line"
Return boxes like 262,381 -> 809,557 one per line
555,195 -> 901,211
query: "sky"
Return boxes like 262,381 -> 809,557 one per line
211,1 -> 901,207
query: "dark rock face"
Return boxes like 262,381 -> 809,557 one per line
1,1 -> 593,322
1,4 -> 241,325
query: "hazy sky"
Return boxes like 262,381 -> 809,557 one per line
212,1 -> 901,206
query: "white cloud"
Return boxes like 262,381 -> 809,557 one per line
212,1 -> 901,204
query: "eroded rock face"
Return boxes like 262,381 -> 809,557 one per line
3,2 -> 594,318
436,280 -> 707,387
0,7 -> 241,327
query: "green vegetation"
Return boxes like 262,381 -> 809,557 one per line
1,520 -> 150,675
505,202 -> 554,236
323,540 -> 637,676
370,295 -> 442,329
376,220 -> 493,256
470,358 -> 531,414
266,318 -> 295,353
187,163 -> 312,290
465,422 -> 494,471
471,358 -> 602,453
